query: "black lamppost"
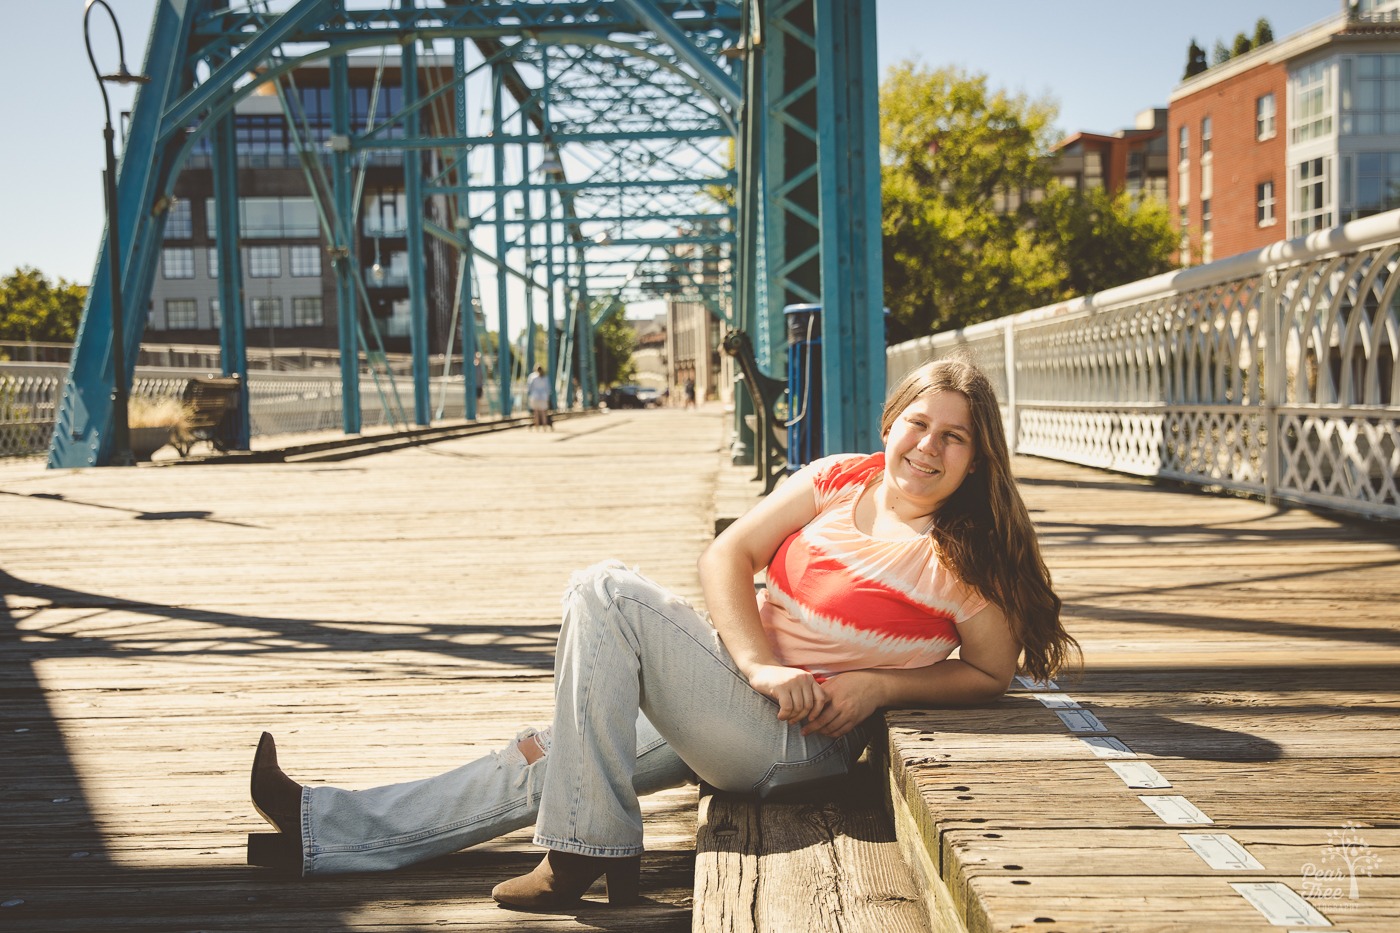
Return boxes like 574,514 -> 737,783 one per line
84,0 -> 149,466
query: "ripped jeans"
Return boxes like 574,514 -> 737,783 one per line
300,561 -> 869,874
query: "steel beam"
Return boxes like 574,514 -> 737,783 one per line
330,52 -> 362,433
53,0 -> 885,472
401,23 -> 432,425
814,0 -> 884,454
211,109 -> 250,448
613,0 -> 742,108
50,0 -> 201,467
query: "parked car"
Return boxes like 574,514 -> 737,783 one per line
605,385 -> 662,409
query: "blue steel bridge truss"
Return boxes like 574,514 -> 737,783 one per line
51,0 -> 883,469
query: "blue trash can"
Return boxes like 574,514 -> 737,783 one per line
784,303 -> 822,470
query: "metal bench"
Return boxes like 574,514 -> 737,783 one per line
173,375 -> 241,457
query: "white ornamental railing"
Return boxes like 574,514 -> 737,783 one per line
0,364 -> 503,460
888,209 -> 1400,520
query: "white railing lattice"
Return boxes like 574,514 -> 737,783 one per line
889,210 -> 1400,520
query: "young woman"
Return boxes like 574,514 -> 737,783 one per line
247,358 -> 1077,909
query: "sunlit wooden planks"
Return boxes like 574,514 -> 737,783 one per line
0,409 -> 723,932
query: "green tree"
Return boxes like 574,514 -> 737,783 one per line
1212,40 -> 1231,65
1232,32 -> 1253,57
1184,39 -> 1208,79
1035,186 -> 1180,298
880,63 -> 1182,338
0,266 -> 86,343
592,307 -> 637,387
1254,18 -> 1274,46
880,63 -> 1062,335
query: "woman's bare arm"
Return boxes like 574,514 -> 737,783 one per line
800,602 -> 1020,737
697,468 -> 824,723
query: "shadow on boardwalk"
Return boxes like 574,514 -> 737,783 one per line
1,409 -> 721,931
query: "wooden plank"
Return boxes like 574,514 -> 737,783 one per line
693,782 -> 930,933
961,875 -> 1400,933
942,827 -> 1400,878
693,792 -> 761,932
751,800 -> 927,933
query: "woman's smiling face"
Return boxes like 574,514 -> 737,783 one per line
882,389 -> 976,516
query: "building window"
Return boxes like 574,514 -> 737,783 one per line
251,296 -> 282,328
165,298 -> 197,329
165,199 -> 192,239
1292,60 -> 1334,144
1257,181 -> 1276,226
1256,93 -> 1277,140
207,248 -> 219,280
293,296 -> 324,327
210,298 -> 222,328
247,246 -> 281,278
1348,54 -> 1400,136
242,198 -> 284,239
386,299 -> 412,338
281,199 -> 319,238
1350,151 -> 1400,220
1292,157 -> 1333,236
162,247 -> 195,279
205,196 -> 320,239
1201,199 -> 1212,236
1083,150 -> 1103,188
236,114 -> 289,157
1177,125 -> 1189,163
290,245 -> 322,277
1201,116 -> 1212,155
364,190 -> 407,236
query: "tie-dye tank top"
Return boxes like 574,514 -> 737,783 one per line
758,452 -> 988,678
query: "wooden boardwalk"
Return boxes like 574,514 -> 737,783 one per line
887,459 -> 1400,932
2,409 -> 1398,931
1,409 -> 723,932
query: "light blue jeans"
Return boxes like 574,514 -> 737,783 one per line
300,561 -> 868,874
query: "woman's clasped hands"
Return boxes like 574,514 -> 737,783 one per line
745,664 -> 881,738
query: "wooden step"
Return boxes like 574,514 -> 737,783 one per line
693,756 -> 932,933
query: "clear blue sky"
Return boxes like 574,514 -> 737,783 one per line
3,0 -> 1340,286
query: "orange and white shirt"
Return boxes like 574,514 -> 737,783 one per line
758,452 -> 987,678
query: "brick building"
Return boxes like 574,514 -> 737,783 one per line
1170,0 -> 1400,265
1051,108 -> 1170,202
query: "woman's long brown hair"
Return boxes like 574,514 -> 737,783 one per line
880,358 -> 1079,682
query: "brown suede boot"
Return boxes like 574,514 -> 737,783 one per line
247,732 -> 304,872
491,849 -> 642,909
